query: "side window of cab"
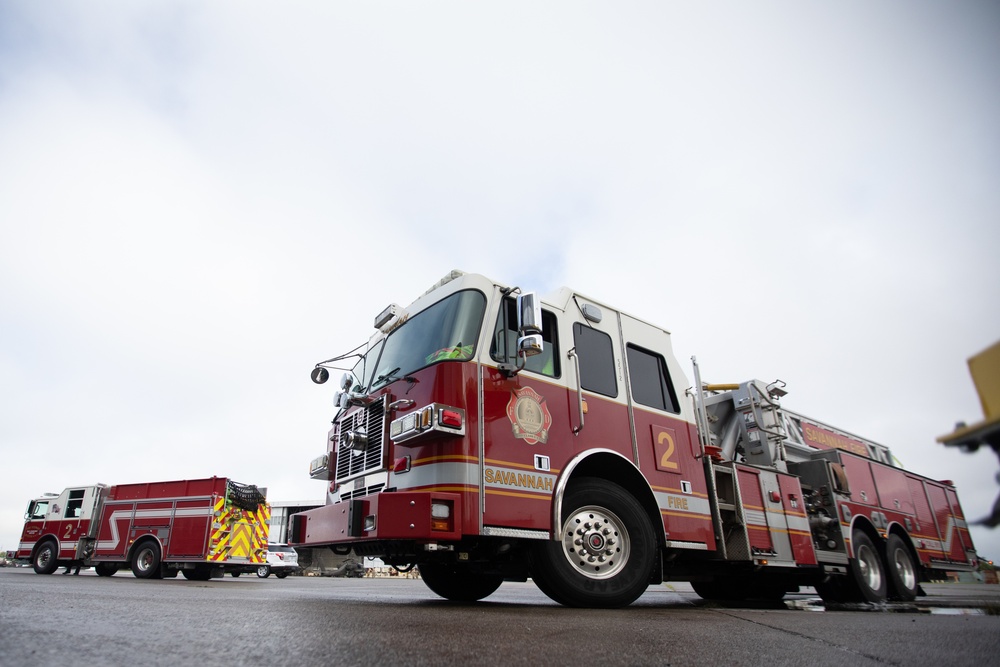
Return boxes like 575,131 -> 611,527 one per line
626,344 -> 680,413
490,297 -> 560,377
572,323 -> 617,397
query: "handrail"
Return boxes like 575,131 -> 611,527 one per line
568,347 -> 584,435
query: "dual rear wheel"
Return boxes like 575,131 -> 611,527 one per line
816,530 -> 918,603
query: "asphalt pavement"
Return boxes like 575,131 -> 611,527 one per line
1,568 -> 997,667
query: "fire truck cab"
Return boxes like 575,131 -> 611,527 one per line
292,271 -> 976,607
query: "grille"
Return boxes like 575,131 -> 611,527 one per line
335,396 -> 387,484
339,482 -> 386,502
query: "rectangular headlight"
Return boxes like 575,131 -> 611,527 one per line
431,502 -> 451,519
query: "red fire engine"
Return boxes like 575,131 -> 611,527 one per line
292,271 -> 977,607
16,476 -> 269,580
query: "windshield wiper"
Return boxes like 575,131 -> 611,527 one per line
373,367 -> 401,388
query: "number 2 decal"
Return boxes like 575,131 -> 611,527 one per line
63,524 -> 73,539
653,425 -> 679,472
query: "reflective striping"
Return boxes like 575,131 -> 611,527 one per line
651,484 -> 709,500
652,491 -> 711,517
96,507 -> 214,551
418,454 -> 480,466
486,488 -> 552,501
784,514 -> 811,534
908,515 -> 970,561
661,510 -> 711,522
744,509 -> 767,527
228,522 -> 253,558
403,485 -> 478,494
209,498 -> 269,563
394,461 -> 480,491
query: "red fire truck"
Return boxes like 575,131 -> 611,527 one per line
292,271 -> 977,607
16,476 -> 269,580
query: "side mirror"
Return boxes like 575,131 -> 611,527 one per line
517,293 -> 542,335
518,333 -> 543,358
516,292 -> 544,358
499,291 -> 544,377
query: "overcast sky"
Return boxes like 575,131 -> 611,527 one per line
2,2 -> 999,563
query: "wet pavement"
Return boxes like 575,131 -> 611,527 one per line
1,568 -> 997,666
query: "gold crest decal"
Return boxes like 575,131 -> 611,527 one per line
506,386 -> 552,445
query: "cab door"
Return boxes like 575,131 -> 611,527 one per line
481,291 -> 639,532
480,290 -> 569,532
618,314 -> 714,549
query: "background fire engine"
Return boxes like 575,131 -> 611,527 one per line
16,476 -> 269,580
292,271 -> 977,608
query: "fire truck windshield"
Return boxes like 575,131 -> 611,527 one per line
367,289 -> 486,390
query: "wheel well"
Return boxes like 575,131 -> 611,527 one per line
886,524 -> 923,576
559,451 -> 663,550
847,516 -> 881,558
128,536 -> 161,563
32,536 -> 59,558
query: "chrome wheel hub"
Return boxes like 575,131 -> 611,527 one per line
892,546 -> 916,590
561,505 -> 630,580
857,543 -> 882,591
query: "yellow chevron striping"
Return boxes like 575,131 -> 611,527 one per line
229,522 -> 253,558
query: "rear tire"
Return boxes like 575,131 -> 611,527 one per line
850,530 -> 886,602
692,580 -> 740,601
885,534 -> 919,601
182,567 -> 212,581
693,579 -> 787,602
418,563 -> 503,602
33,541 -> 59,575
130,542 -> 163,579
275,572 -> 289,579
530,479 -> 656,608
94,562 -> 119,577
814,577 -> 852,603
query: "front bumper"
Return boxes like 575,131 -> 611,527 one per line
290,491 -> 462,546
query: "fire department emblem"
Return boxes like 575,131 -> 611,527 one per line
506,386 -> 552,445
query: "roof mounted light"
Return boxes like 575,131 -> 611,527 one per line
581,303 -> 602,323
375,304 -> 401,330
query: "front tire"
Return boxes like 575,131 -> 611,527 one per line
530,478 -> 656,608
418,563 -> 504,602
885,534 -> 918,601
130,541 -> 163,579
257,565 -> 271,578
33,541 -> 59,575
